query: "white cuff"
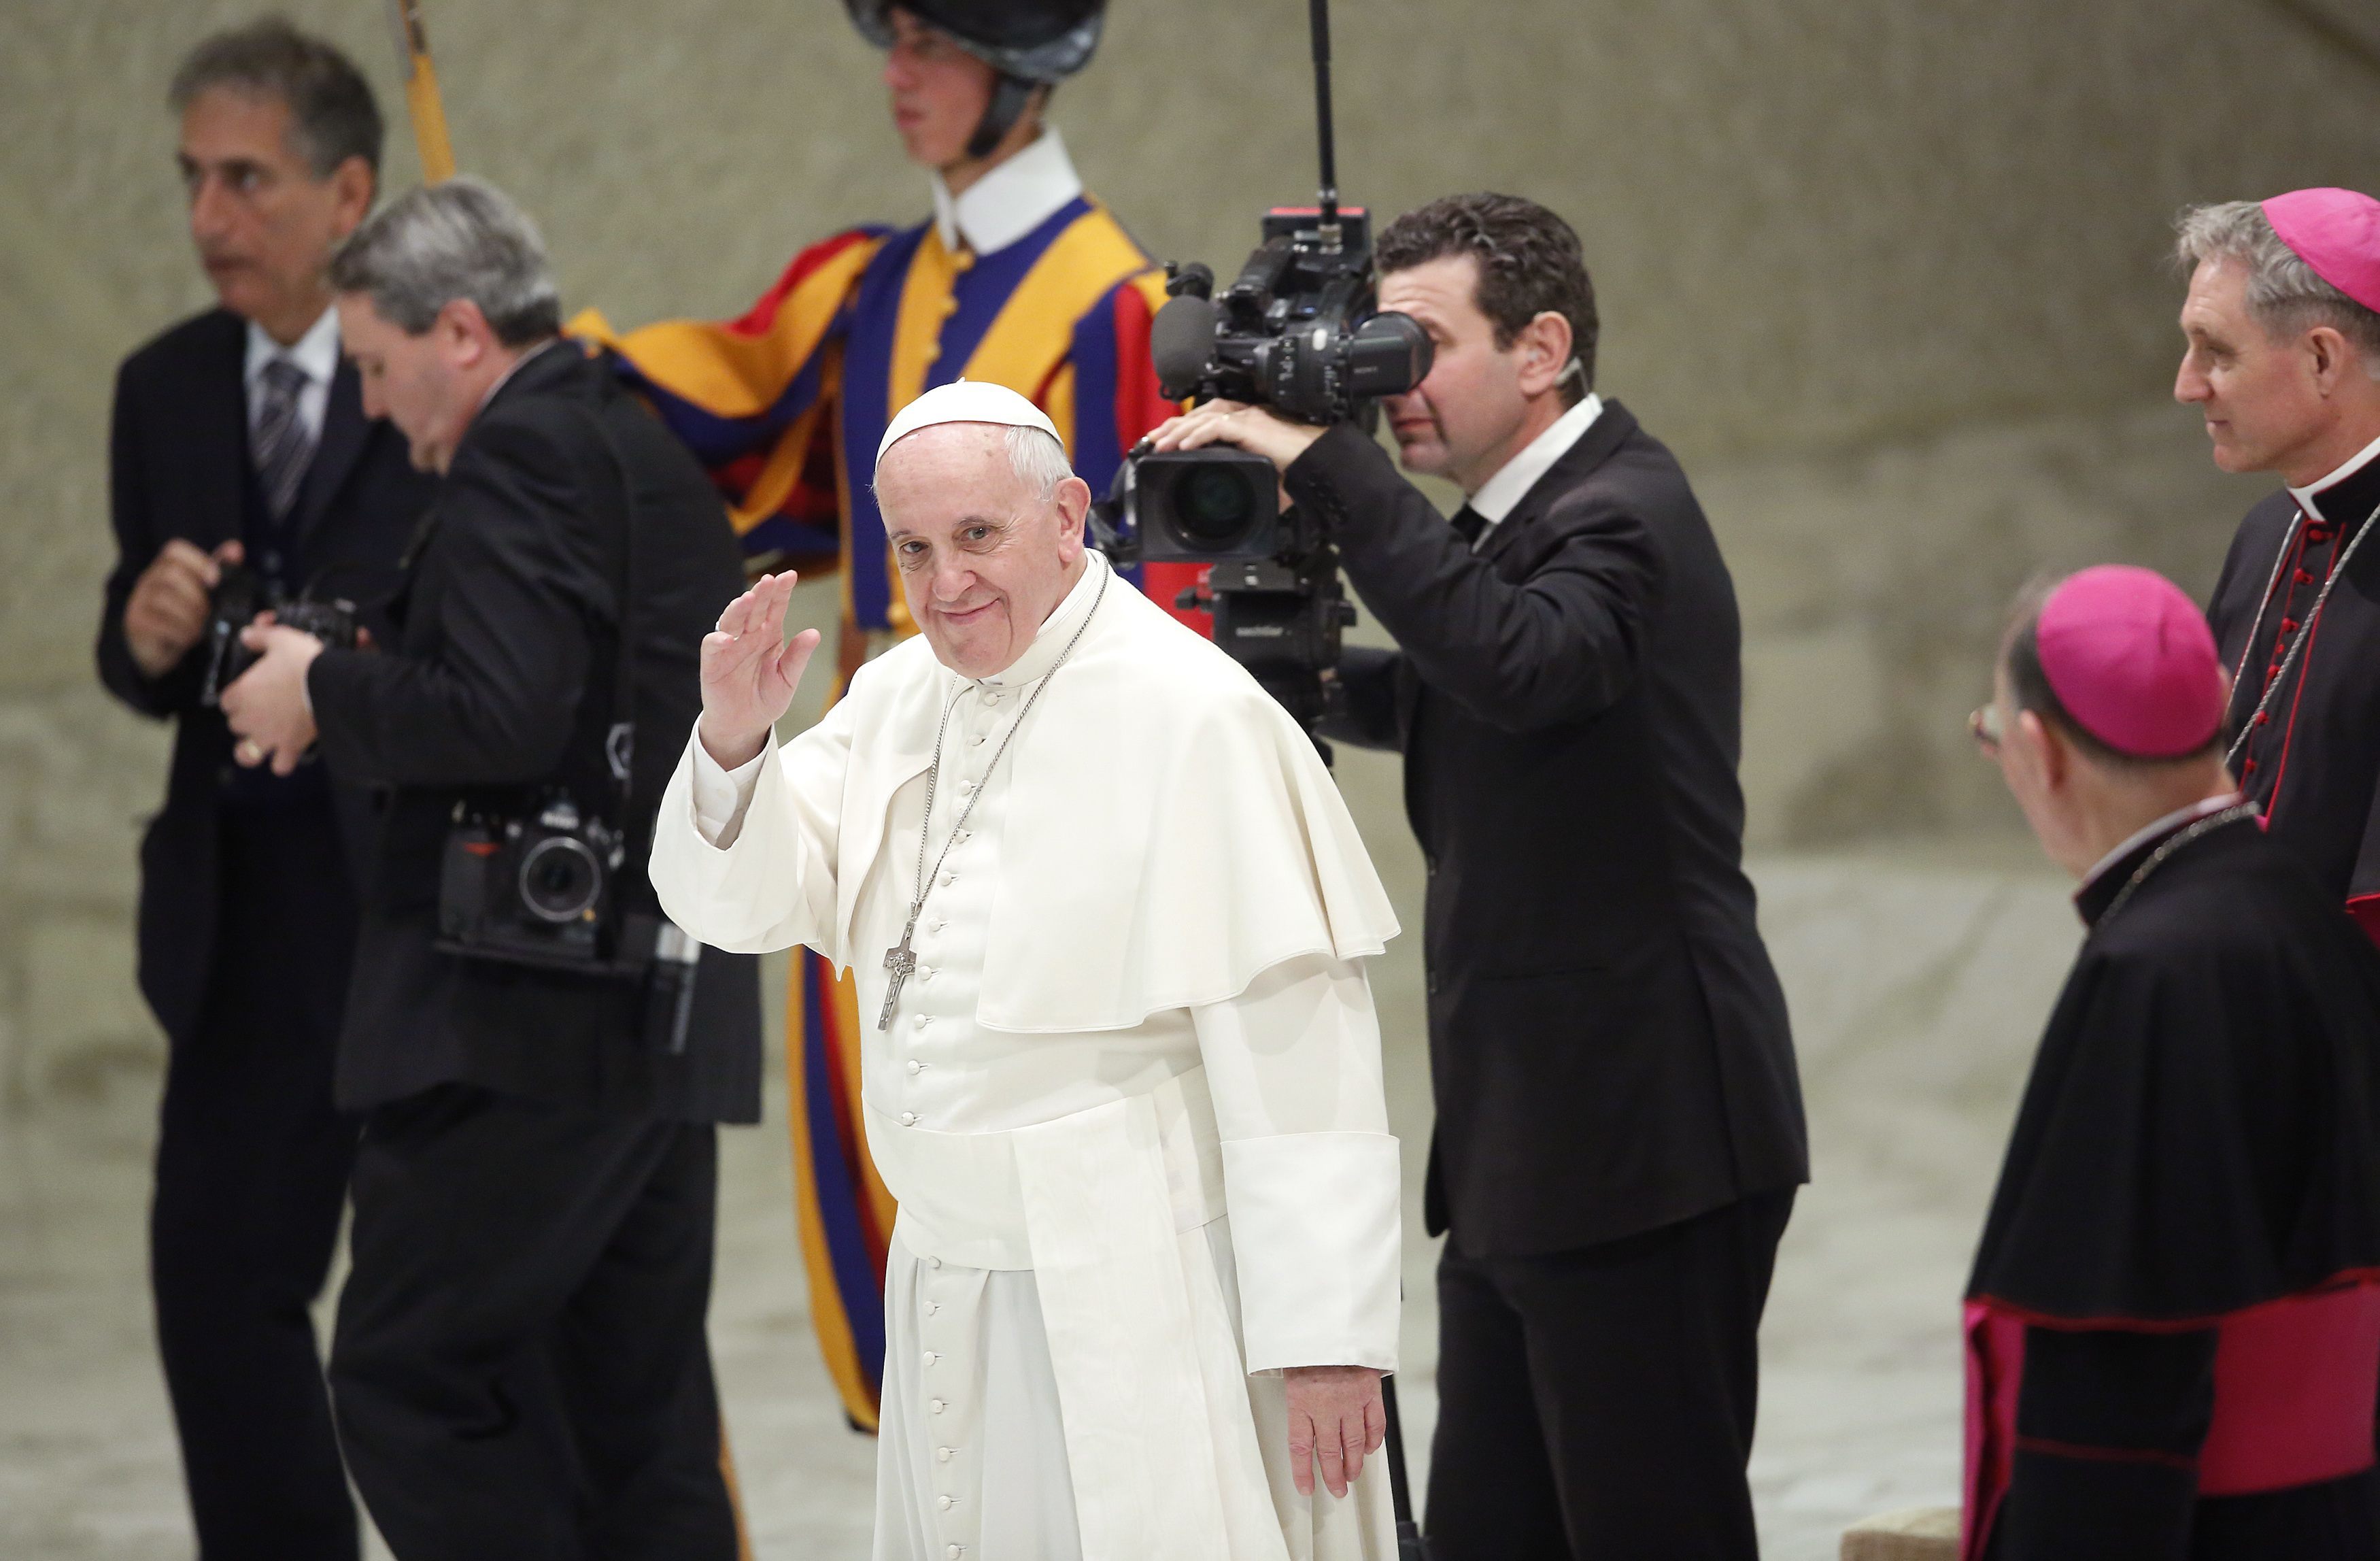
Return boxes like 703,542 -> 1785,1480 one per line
690,738 -> 768,847
1221,1130 -> 1401,1375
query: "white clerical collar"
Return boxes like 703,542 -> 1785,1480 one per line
973,548 -> 1108,690
1465,392 -> 1605,543
244,303 -> 340,390
2078,790 -> 2244,893
2287,427 -> 2380,512
930,127 -> 1083,256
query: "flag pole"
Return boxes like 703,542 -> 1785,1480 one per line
382,0 -> 457,182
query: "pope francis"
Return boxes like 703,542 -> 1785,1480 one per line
649,380 -> 1404,1560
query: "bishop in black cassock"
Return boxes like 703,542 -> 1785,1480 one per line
2207,443 -> 2380,931
1966,565 -> 2380,1561
2185,188 -> 2380,940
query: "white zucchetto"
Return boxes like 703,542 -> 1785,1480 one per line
876,380 -> 1064,468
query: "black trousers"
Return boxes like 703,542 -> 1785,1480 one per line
1426,1188 -> 1795,1561
329,1084 -> 738,1561
150,803 -> 361,1560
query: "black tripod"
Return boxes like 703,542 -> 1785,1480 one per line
1381,1371 -> 1433,1558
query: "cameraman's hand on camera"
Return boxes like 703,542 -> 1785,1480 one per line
699,571 -> 821,771
124,539 -> 243,679
1147,399 -> 1328,473
220,618 -> 324,776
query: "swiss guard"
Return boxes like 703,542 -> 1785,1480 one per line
575,0 -> 1189,1431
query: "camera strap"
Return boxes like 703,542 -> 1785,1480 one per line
566,401 -> 645,834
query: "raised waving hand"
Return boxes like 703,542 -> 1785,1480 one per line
696,571 -> 821,770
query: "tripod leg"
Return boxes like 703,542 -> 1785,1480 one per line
1380,1373 -> 1434,1560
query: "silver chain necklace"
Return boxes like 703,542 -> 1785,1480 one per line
2092,802 -> 2260,931
877,567 -> 1110,1030
2222,497 -> 2380,774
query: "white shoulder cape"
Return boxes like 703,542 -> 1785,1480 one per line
815,576 -> 1399,1033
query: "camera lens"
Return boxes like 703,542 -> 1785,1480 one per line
519,836 -> 602,924
1172,464 -> 1259,545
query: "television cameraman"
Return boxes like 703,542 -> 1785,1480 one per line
218,178 -> 762,1557
1149,192 -> 1807,1560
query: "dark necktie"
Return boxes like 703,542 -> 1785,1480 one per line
252,358 -> 315,522
1450,504 -> 1486,546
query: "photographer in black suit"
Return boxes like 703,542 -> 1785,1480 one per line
1151,193 -> 1807,1560
96,23 -> 430,1556
220,178 -> 762,1558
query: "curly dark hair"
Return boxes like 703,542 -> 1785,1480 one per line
170,16 -> 383,183
1375,193 -> 1598,403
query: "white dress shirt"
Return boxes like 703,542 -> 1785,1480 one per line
929,127 -> 1084,256
1464,389 -> 1603,538
1463,390 -> 1605,549
243,305 -> 340,448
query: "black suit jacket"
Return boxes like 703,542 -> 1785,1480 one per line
1286,403 -> 1807,1255
99,307 -> 432,1045
308,343 -> 762,1123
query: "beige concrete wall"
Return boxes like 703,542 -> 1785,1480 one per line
3,0 -> 2375,1088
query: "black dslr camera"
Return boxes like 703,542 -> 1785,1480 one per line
438,792 -> 626,969
1091,1 -> 1430,733
199,561 -> 361,707
437,790 -> 704,1054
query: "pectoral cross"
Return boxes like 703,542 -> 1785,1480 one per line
879,910 -> 920,1031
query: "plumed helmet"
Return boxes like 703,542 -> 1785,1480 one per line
845,0 -> 1106,84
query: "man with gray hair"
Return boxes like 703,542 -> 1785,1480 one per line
221,177 -> 763,1556
96,19 -> 430,1556
2177,189 -> 2380,939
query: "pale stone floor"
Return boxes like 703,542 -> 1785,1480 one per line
0,845 -> 2079,1560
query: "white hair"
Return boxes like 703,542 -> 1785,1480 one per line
2176,201 -> 2380,374
873,420 -> 1076,506
1004,423 -> 1074,500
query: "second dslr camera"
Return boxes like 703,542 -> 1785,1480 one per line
199,561 -> 361,707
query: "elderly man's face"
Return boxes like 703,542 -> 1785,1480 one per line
878,424 -> 1091,679
2175,257 -> 2338,479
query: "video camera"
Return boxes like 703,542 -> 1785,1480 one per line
1091,0 -> 1431,735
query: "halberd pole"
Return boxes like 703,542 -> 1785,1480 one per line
382,0 -> 456,182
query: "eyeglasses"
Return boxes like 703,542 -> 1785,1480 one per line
1968,703 -> 2004,755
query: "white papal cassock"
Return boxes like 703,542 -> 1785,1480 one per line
649,550 -> 1405,1560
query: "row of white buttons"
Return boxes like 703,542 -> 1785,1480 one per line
896,694 -> 991,1139
918,1254 -> 968,1560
